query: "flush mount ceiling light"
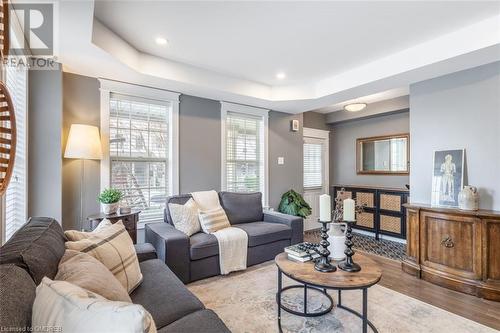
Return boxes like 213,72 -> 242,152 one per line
155,36 -> 168,46
276,72 -> 286,80
344,103 -> 367,112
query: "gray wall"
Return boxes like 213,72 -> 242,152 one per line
60,73 -> 305,231
268,111 -> 304,209
28,66 -> 63,221
410,62 -> 500,210
62,72 -> 101,230
303,111 -> 329,131
179,95 -> 221,193
330,111 -> 410,189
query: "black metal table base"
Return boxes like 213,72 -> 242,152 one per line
277,269 -> 378,333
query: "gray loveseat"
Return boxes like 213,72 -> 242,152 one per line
0,217 -> 230,333
146,192 -> 303,283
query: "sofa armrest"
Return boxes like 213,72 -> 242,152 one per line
263,211 -> 303,245
134,243 -> 157,262
145,222 -> 190,283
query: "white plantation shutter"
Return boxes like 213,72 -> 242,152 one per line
109,93 -> 170,224
225,111 -> 264,193
303,142 -> 323,189
5,65 -> 27,241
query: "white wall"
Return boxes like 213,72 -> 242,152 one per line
410,61 -> 500,210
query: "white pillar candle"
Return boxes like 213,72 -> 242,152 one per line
319,194 -> 331,222
343,198 -> 355,221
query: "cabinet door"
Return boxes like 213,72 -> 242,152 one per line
420,211 -> 481,280
483,219 -> 500,282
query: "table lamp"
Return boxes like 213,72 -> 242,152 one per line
64,124 -> 102,230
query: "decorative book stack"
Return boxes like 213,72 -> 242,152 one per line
285,243 -> 320,262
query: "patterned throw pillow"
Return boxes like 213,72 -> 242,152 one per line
198,207 -> 231,234
55,250 -> 132,303
65,221 -> 143,293
168,199 -> 201,236
32,278 -> 156,333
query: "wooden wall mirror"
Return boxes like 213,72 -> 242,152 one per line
356,133 -> 409,175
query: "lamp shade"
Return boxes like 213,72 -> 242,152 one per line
64,124 -> 103,160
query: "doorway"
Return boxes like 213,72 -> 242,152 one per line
303,128 -> 330,231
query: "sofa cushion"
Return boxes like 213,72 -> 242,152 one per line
55,250 -> 132,303
219,192 -> 263,225
131,259 -> 204,329
234,222 -> 292,247
0,264 -> 36,330
33,278 -> 156,333
165,194 -> 192,226
157,309 -> 230,333
0,217 -> 66,285
189,232 -> 219,260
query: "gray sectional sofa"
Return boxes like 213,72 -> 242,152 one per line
0,217 -> 230,332
146,191 -> 304,283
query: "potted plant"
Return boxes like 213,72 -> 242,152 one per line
98,188 -> 123,215
278,189 -> 312,218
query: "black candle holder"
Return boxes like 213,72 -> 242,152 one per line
314,220 -> 336,273
338,220 -> 361,272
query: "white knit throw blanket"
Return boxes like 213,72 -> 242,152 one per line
191,191 -> 248,275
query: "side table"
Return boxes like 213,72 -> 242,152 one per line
87,210 -> 140,244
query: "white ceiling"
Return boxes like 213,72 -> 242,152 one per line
56,1 -> 500,114
94,1 -> 498,86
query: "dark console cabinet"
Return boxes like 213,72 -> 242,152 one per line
332,185 -> 409,240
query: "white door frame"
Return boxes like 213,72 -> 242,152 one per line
303,127 -> 330,231
303,127 -> 330,194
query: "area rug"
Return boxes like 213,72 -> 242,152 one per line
188,261 -> 496,333
305,230 -> 406,261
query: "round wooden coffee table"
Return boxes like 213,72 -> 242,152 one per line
275,252 -> 382,333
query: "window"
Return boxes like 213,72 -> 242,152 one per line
100,80 -> 179,225
221,102 -> 268,205
303,142 -> 323,189
4,64 -> 27,241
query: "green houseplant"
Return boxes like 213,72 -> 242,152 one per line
98,188 -> 123,215
278,189 -> 312,218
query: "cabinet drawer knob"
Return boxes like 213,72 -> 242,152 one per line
441,235 -> 454,248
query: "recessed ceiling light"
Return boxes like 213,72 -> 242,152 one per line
155,37 -> 168,46
344,103 -> 367,112
276,72 -> 286,80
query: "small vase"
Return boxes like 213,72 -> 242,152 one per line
328,222 -> 347,261
101,202 -> 119,215
458,186 -> 479,211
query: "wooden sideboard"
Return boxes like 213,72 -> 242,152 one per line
402,204 -> 500,301
332,185 -> 409,239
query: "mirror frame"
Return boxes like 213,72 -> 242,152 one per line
356,133 -> 410,175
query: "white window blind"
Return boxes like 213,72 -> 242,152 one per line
303,142 -> 323,189
5,65 -> 27,241
109,93 -> 171,224
225,111 -> 264,193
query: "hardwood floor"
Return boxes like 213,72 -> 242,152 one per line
304,234 -> 500,330
362,252 -> 500,331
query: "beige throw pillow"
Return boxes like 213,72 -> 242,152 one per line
65,221 -> 142,293
169,199 -> 201,236
198,207 -> 231,234
32,278 -> 156,333
55,250 -> 131,303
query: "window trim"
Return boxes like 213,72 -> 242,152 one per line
99,79 -> 180,201
1,63 -> 28,244
303,127 -> 330,194
220,101 -> 269,207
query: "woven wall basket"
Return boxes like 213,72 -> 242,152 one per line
0,82 -> 16,196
